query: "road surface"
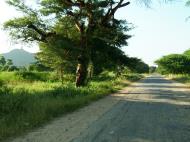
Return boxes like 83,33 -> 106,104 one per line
10,75 -> 190,142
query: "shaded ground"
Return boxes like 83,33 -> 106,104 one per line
9,75 -> 190,142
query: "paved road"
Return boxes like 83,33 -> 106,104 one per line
10,75 -> 190,142
72,75 -> 190,142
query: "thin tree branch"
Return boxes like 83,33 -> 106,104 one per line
102,0 -> 130,25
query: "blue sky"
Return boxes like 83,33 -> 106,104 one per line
116,1 -> 190,65
0,0 -> 190,65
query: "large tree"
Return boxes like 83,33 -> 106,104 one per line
4,0 -> 131,86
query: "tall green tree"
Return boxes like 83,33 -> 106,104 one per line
4,0 -> 131,86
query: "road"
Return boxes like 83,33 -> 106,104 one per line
10,75 -> 190,142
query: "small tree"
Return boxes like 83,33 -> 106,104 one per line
0,57 -> 18,71
0,56 -> 6,67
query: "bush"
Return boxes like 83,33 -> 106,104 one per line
14,71 -> 49,81
122,73 -> 143,82
97,71 -> 117,81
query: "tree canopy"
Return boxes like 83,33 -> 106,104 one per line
155,53 -> 190,74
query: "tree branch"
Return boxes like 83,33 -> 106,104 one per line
28,24 -> 46,37
27,24 -> 56,41
66,10 -> 83,33
101,0 -> 130,25
64,0 -> 85,7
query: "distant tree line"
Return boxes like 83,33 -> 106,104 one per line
0,54 -> 149,75
155,49 -> 190,74
36,50 -> 149,74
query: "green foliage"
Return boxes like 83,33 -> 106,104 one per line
36,35 -> 78,74
158,48 -> 190,83
27,62 -> 52,72
97,71 -> 117,81
155,54 -> 190,74
122,73 -> 144,82
124,57 -> 149,73
0,56 -> 6,66
14,71 -> 49,81
184,49 -> 190,56
4,16 -> 45,42
0,56 -> 18,71
0,71 -> 56,83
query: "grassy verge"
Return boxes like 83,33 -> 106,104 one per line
0,72 -> 143,141
166,74 -> 190,85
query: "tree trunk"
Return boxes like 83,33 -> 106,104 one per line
60,66 -> 64,85
87,61 -> 93,80
76,55 -> 88,87
75,20 -> 95,87
75,27 -> 89,87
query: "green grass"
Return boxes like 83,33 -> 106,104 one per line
0,71 -> 75,83
167,74 -> 190,84
0,72 -> 143,141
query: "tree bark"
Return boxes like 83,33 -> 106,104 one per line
76,55 -> 88,87
60,66 -> 64,85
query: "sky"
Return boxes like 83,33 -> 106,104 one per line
0,1 -> 190,65
0,0 -> 39,53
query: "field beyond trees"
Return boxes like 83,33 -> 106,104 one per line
0,71 -> 143,141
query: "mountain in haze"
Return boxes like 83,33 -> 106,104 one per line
1,49 -> 36,66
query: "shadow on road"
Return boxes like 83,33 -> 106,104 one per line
72,99 -> 190,142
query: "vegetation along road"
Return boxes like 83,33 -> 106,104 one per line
9,74 -> 190,142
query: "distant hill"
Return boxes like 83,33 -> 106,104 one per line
1,49 -> 36,66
